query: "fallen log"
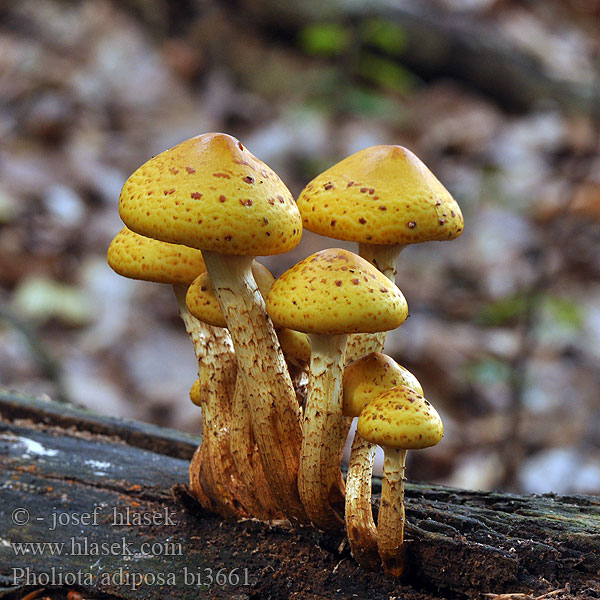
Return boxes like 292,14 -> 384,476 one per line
0,389 -> 598,599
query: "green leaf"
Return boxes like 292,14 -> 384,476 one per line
299,23 -> 351,56
360,18 -> 408,55
476,294 -> 530,327
356,52 -> 417,93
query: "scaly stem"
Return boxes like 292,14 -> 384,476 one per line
345,432 -> 380,570
377,447 -> 408,578
202,251 -> 306,524
174,285 -> 249,518
230,377 -> 282,519
299,333 -> 348,532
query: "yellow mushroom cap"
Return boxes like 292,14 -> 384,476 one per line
186,261 -> 275,328
107,226 -> 206,285
190,378 -> 202,406
119,132 -> 302,256
265,248 -> 408,335
297,145 -> 463,245
277,328 -> 311,367
357,385 -> 443,450
343,352 -> 423,418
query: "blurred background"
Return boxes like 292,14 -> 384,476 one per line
1,0 -> 599,495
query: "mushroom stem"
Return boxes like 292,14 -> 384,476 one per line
345,432 -> 380,570
201,250 -> 306,524
299,332 -> 348,532
229,378 -> 282,519
347,244 -> 406,363
377,447 -> 408,578
174,285 -> 250,518
358,243 -> 405,281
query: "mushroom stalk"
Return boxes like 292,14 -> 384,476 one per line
358,243 -> 405,281
201,251 -> 306,524
174,286 -> 250,517
345,432 -> 380,569
229,379 -> 282,519
299,332 -> 348,531
377,448 -> 408,578
347,244 -> 406,363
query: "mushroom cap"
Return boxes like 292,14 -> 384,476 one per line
186,261 -> 275,328
357,385 -> 443,450
107,226 -> 206,285
297,145 -> 463,245
342,352 -> 422,418
189,378 -> 202,406
277,327 -> 311,367
119,132 -> 302,256
265,248 -> 408,335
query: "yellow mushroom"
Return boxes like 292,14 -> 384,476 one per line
357,385 -> 443,577
107,227 -> 240,514
119,133 -> 306,523
266,248 -> 408,532
342,353 -> 422,570
297,145 -> 464,360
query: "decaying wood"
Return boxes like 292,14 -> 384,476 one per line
0,389 -> 598,600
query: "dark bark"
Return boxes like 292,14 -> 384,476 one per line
0,389 -> 598,600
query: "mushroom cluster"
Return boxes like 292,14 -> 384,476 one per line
107,132 -> 463,576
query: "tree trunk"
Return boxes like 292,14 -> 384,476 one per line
0,389 -> 598,600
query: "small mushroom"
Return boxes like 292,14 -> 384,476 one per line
342,353 -> 423,570
119,133 -> 306,523
266,248 -> 408,531
357,385 -> 443,577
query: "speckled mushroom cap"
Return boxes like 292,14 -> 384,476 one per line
119,132 -> 302,256
107,226 -> 206,285
357,385 -> 443,450
186,261 -> 275,328
343,352 -> 423,418
265,248 -> 408,335
297,145 -> 463,245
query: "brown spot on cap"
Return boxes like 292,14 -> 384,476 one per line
240,198 -> 253,207
324,183 -> 334,190
359,217 -> 367,224
335,280 -> 342,286
243,176 -> 255,184
191,192 -> 202,200
219,195 -> 226,202
169,167 -> 179,174
408,221 -> 416,229
331,219 -> 336,226
164,188 -> 175,195
186,166 -> 195,174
